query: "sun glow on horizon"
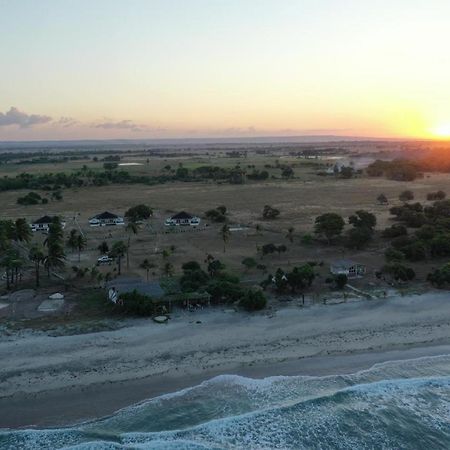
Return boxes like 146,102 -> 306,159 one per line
432,124 -> 450,139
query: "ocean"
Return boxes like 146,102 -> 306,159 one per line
1,355 -> 450,449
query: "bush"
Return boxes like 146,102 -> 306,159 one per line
427,263 -> 450,287
382,263 -> 415,281
239,289 -> 267,311
118,290 -> 158,316
427,191 -> 446,201
17,191 -> 42,205
385,247 -> 405,262
382,224 -> 408,238
182,261 -> 202,272
125,204 -> 153,221
180,269 -> 210,292
335,274 -> 348,289
262,205 -> 280,219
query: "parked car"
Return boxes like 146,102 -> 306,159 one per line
97,255 -> 114,266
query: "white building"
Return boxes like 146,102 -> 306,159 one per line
89,211 -> 124,227
165,211 -> 201,227
31,215 -> 66,232
330,259 -> 366,278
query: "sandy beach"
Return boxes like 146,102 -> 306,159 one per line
2,291 -> 450,429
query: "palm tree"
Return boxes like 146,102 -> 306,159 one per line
67,229 -> 78,254
1,249 -> 20,290
140,258 -> 156,281
220,223 -> 231,253
110,241 -> 127,275
14,218 -> 31,243
286,227 -> 295,244
29,245 -> 45,287
162,262 -> 174,277
75,233 -> 87,262
44,219 -> 66,278
125,220 -> 140,269
98,241 -> 109,255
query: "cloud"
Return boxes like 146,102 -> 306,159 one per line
56,116 -> 79,128
93,119 -> 145,132
0,107 -> 52,128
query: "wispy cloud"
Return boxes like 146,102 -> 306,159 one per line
0,107 -> 52,128
93,119 -> 146,132
56,116 -> 79,128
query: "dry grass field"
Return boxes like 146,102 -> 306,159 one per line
2,152 -> 450,292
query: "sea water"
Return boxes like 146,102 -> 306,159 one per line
2,355 -> 450,449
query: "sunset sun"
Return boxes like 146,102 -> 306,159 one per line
433,124 -> 450,138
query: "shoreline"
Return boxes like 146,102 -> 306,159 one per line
3,342 -> 450,429
3,290 -> 450,430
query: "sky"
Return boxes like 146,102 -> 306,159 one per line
1,0 -> 450,141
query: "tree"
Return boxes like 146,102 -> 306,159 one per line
340,166 -> 354,179
348,210 -> 377,232
67,229 -> 86,262
427,191 -> 446,201
13,218 -> 31,243
220,223 -> 231,253
382,224 -> 407,238
382,263 -> 415,282
29,245 -> 45,287
261,243 -> 277,257
182,261 -> 202,272
125,220 -> 140,269
140,258 -> 156,281
286,227 -> 295,243
335,274 -> 348,289
44,217 -> 65,277
125,204 -> 153,222
239,289 -> 267,311
385,247 -> 405,262
110,241 -> 127,275
314,213 -> 345,244
98,241 -> 109,255
427,263 -> 450,288
262,205 -> 280,220
286,264 -> 315,292
217,205 -> 227,215
281,166 -> 294,179
75,233 -> 87,262
205,209 -> 226,222
241,257 -> 257,271
346,226 -> 372,249
377,193 -> 388,205
207,259 -> 225,277
162,262 -> 175,277
1,249 -> 21,289
67,229 -> 78,254
399,190 -> 414,202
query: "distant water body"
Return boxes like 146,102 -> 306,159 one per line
2,355 -> 450,449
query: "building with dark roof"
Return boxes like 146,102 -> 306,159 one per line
31,215 -> 66,232
89,211 -> 124,226
165,211 -> 200,227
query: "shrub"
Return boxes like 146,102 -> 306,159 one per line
17,192 -> 42,205
262,205 -> 280,219
118,290 -> 158,316
382,224 -> 407,238
385,247 -> 405,262
382,263 -> 415,281
239,289 -> 267,311
335,274 -> 348,289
